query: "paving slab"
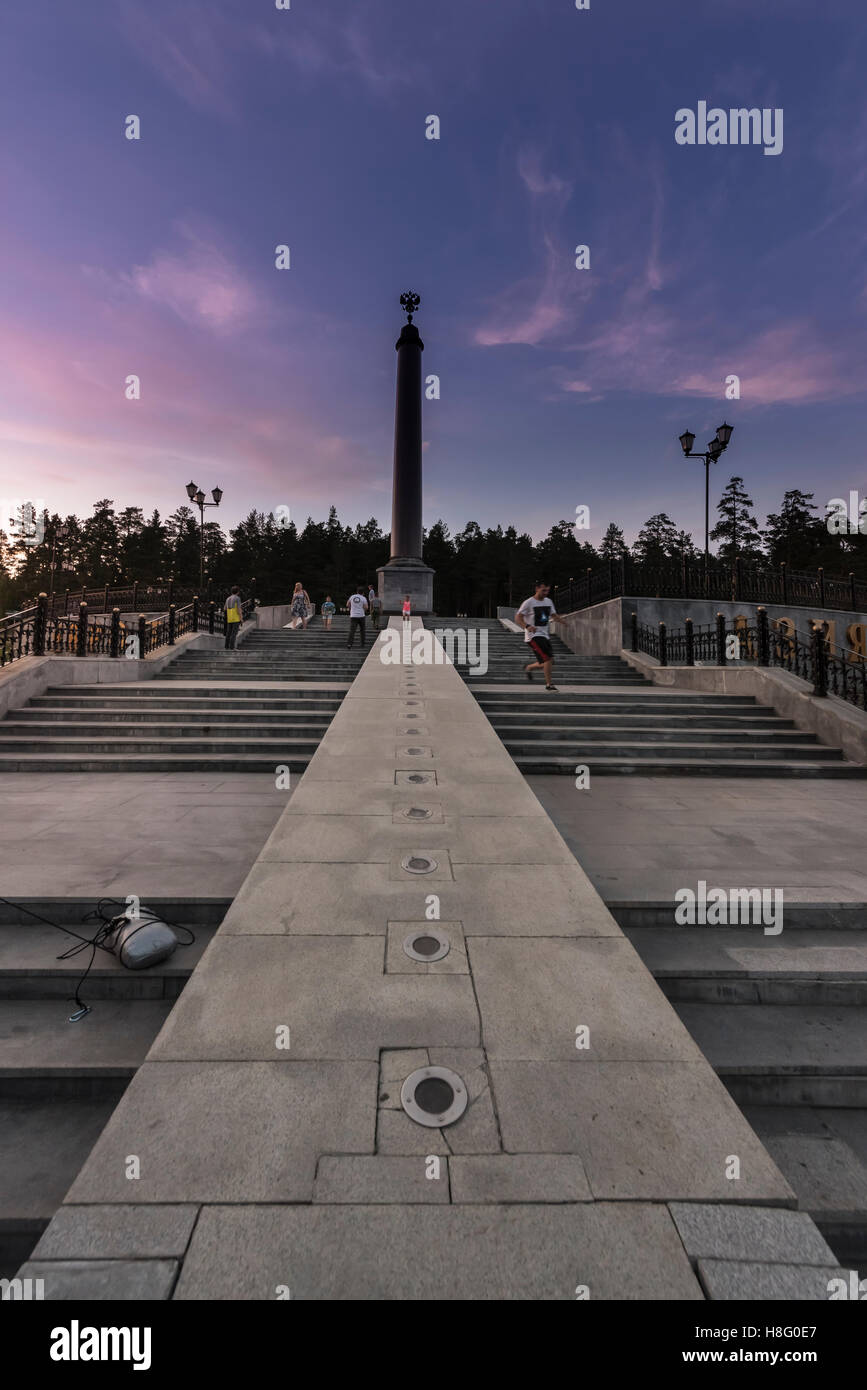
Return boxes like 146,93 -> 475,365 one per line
31,1204 -> 199,1260
260,813 -> 573,865
65,1061 -> 377,1203
489,1061 -> 795,1203
698,1259 -> 855,1301
17,1258 -> 178,1300
172,1203 -> 704,1300
313,1156 -> 450,1203
667,1202 -> 838,1265
451,1154 -> 592,1203
147,936 -> 480,1060
469,937 -> 703,1061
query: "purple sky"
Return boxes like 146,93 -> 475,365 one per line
1,0 -> 865,549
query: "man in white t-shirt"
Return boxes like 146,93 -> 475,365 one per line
515,581 -> 561,690
346,587 -> 369,648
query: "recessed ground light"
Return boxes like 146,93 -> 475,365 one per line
403,926 -> 450,962
406,747 -> 426,755
401,1066 -> 467,1128
401,854 -> 438,874
401,805 -> 433,820
406,773 -> 430,784
404,714 -> 419,719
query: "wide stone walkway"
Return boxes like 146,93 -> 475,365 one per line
19,622 -> 852,1299
0,771 -> 288,898
527,777 -> 867,904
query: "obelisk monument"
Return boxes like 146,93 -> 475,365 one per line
377,291 -> 434,614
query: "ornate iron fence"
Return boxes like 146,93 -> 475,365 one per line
554,558 -> 867,616
630,608 -> 867,711
0,594 -> 256,669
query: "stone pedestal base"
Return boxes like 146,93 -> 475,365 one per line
377,559 -> 435,615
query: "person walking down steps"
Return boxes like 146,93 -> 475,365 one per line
402,594 -> 411,624
515,581 -> 562,690
321,596 -> 336,630
346,586 -> 368,648
224,587 -> 242,649
289,581 -> 311,630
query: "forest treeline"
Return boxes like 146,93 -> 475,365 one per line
3,480 -> 865,617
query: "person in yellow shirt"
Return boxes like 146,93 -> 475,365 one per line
224,588 -> 242,649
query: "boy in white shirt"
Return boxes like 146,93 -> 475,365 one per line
346,587 -> 369,648
515,581 -> 561,690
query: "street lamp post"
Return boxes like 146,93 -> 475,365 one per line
678,423 -> 734,593
48,523 -> 68,603
185,482 -> 223,592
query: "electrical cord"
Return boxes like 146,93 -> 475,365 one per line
0,894 -> 195,1022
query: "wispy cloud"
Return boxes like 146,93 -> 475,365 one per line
116,1 -> 241,119
121,228 -> 261,334
475,147 -> 585,348
673,322 -> 864,406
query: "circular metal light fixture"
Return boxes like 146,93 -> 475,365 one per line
406,747 -> 426,755
400,854 -> 438,874
401,1066 -> 467,1128
405,772 -> 431,785
401,805 -> 433,820
403,926 -> 450,962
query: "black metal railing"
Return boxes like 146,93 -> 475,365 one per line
555,558 -> 867,616
0,593 -> 256,669
630,608 -> 867,711
19,579 -> 253,620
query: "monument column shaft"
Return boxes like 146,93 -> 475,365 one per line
390,325 -> 423,560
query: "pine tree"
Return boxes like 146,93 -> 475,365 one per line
710,477 -> 763,564
633,513 -> 679,564
764,490 -> 821,569
600,522 -> 627,561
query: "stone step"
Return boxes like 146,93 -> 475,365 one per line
168,657 -> 366,667
610,904 -> 867,932
487,724 -> 818,745
35,691 -> 345,706
742,1105 -> 867,1247
0,1095 -> 124,1238
0,999 -> 172,1098
0,752 -> 313,772
1,720 -> 331,738
477,691 -> 760,706
506,738 -> 843,761
0,922 -> 214,1000
160,670 -> 362,682
624,928 -> 867,1005
486,711 -> 785,728
676,1002 -> 867,1106
513,754 -> 866,777
0,735 -> 321,753
11,709 -> 335,726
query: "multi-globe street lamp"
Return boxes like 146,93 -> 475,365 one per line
185,481 -> 223,592
678,423 -> 734,590
49,522 -> 68,601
